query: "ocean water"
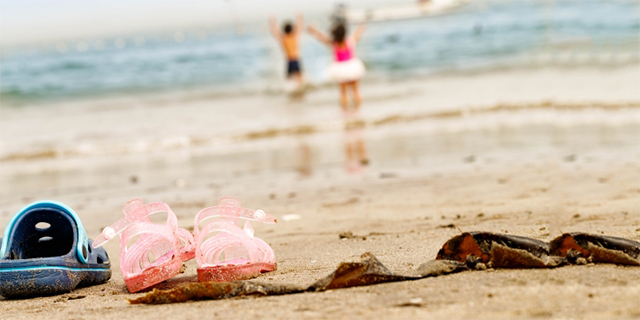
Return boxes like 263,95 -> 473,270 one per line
1,0 -> 638,103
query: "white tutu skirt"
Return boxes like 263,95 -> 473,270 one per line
328,58 -> 366,83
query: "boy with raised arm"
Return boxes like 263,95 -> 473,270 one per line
269,13 -> 304,85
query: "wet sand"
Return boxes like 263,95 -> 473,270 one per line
1,65 -> 639,319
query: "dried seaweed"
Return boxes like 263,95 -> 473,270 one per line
435,232 -> 559,268
308,252 -> 420,291
416,259 -> 469,276
549,233 -> 640,266
489,243 -> 562,268
129,232 -> 640,305
338,231 -> 367,240
130,253 -> 423,304
129,281 -> 306,304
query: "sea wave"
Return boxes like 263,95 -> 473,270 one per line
1,0 -> 638,104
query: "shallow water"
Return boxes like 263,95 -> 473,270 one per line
1,104 -> 637,210
1,0 -> 638,102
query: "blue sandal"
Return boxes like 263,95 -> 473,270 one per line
0,201 -> 111,298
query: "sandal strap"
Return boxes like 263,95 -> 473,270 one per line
92,198 -> 195,278
175,227 -> 196,261
0,200 -> 91,264
194,198 -> 277,267
194,197 -> 276,235
119,222 -> 179,276
93,199 -> 178,248
196,220 -> 259,267
252,236 -> 276,264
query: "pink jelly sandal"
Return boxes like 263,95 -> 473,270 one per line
92,199 -> 195,292
194,197 -> 277,282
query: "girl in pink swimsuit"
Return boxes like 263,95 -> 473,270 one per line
308,23 -> 366,111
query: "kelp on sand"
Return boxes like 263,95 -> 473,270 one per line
130,232 -> 640,304
129,252 -> 467,304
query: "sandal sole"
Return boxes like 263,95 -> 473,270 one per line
0,266 -> 111,298
125,256 -> 182,293
197,262 -> 277,282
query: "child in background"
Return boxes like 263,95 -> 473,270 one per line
269,13 -> 304,85
308,23 -> 366,112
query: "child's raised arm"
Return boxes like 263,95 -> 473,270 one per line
269,16 -> 281,39
294,13 -> 304,36
352,23 -> 366,43
307,25 -> 332,45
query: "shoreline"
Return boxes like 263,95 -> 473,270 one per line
2,59 -> 639,108
2,64 -> 638,159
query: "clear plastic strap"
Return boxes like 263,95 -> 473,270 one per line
196,220 -> 258,267
93,198 -> 176,248
194,197 -> 276,235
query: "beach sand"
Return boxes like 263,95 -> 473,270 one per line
1,65 -> 639,319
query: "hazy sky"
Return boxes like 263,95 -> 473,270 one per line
1,0 -> 402,46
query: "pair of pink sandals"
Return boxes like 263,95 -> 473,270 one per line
92,197 -> 277,293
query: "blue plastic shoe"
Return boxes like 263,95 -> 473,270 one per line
0,201 -> 111,298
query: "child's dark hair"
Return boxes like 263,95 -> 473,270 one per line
283,22 -> 293,34
331,23 -> 347,43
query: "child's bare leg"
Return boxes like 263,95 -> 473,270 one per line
339,83 -> 348,111
345,142 -> 355,162
357,139 -> 369,165
295,72 -> 303,85
352,81 -> 361,110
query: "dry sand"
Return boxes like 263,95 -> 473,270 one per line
0,65 -> 639,319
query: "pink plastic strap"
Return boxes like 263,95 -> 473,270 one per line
120,223 -> 177,275
194,197 -> 276,235
194,197 -> 276,268
196,220 -> 258,267
92,198 -> 196,280
252,236 -> 276,264
93,198 -> 177,248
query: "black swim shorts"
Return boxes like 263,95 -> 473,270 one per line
287,60 -> 301,76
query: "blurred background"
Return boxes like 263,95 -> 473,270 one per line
0,0 -> 638,220
2,0 -> 638,102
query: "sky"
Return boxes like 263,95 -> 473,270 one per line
0,0 -> 403,47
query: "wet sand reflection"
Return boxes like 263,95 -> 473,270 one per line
343,112 -> 369,174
